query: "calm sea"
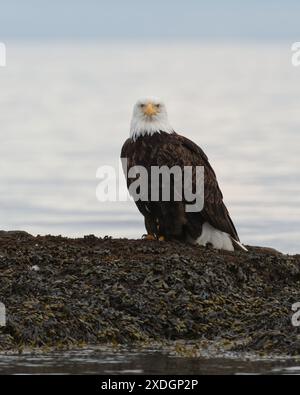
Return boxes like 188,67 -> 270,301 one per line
0,41 -> 299,253
0,347 -> 300,375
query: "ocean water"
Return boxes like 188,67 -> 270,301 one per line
0,347 -> 300,375
0,41 -> 299,253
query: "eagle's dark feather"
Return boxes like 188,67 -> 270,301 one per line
121,131 -> 240,243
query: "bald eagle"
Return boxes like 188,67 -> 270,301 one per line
121,97 -> 247,252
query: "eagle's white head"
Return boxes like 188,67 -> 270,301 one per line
130,97 -> 174,141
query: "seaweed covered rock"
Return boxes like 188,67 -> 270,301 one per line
0,231 -> 299,355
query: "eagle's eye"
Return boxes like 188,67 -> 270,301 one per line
140,104 -> 145,108
156,104 -> 160,108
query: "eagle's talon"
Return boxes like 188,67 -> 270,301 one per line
158,236 -> 165,242
142,234 -> 156,241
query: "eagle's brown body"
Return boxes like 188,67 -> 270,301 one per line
121,131 -> 240,244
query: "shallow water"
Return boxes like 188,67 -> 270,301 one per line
0,41 -> 299,253
0,348 -> 299,375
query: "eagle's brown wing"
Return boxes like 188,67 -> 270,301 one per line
121,138 -> 159,235
157,133 -> 240,241
120,138 -> 148,216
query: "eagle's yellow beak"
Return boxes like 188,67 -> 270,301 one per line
144,102 -> 158,117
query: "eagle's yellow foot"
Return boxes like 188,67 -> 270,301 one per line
142,234 -> 156,241
158,236 -> 165,242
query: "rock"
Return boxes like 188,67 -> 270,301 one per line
0,232 -> 299,355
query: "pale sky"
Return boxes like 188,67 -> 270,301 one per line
0,0 -> 299,40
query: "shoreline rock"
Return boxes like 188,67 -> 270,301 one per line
0,231 -> 299,355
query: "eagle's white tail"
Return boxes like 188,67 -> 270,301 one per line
196,222 -> 248,252
197,222 -> 234,251
231,238 -> 248,252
